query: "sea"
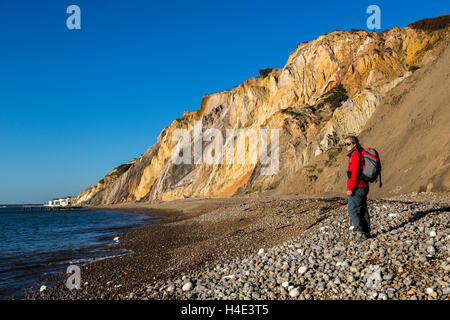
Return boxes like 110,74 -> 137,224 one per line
0,206 -> 155,299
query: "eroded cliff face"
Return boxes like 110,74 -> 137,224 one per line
72,20 -> 449,205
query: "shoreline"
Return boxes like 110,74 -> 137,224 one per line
8,208 -> 155,300
32,192 -> 450,300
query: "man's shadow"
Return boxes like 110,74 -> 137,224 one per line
371,205 -> 450,238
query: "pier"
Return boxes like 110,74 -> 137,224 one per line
22,205 -> 83,212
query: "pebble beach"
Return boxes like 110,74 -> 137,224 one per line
33,192 -> 449,300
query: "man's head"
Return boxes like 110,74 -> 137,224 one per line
344,135 -> 359,152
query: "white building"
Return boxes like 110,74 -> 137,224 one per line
46,197 -> 71,207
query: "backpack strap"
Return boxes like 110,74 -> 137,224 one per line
358,148 -> 364,180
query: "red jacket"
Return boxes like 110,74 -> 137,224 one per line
347,148 -> 369,192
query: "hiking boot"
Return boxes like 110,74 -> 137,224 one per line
353,231 -> 369,242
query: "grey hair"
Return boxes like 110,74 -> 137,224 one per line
344,135 -> 363,150
345,135 -> 359,145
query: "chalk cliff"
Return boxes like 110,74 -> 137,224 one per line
72,15 -> 450,205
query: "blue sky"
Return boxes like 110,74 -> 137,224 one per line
0,0 -> 448,203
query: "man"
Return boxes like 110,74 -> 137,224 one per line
345,135 -> 371,241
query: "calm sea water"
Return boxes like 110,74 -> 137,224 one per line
0,206 -> 155,299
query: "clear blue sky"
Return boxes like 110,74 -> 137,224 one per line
0,0 -> 448,203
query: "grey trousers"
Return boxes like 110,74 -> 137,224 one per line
348,187 -> 370,234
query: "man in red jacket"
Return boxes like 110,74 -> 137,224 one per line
345,135 -> 371,241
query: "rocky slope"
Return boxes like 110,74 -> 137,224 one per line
72,15 -> 450,205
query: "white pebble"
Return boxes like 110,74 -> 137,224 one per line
298,266 -> 308,274
166,285 -> 175,293
429,231 -> 436,237
289,287 -> 300,298
258,248 -> 265,255
282,281 -> 289,288
371,271 -> 382,282
40,285 -> 47,292
182,282 -> 193,291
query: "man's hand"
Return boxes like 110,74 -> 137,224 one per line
347,190 -> 353,196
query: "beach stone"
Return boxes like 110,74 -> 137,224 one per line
383,273 -> 394,281
370,270 -> 382,281
378,293 -> 388,300
252,292 -> 261,299
182,278 -> 192,285
182,282 -> 193,291
166,285 -> 175,293
289,287 -> 300,298
298,266 -> 308,274
258,248 -> 265,255
386,288 -> 396,299
350,266 -> 359,273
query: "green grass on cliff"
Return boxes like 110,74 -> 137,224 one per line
316,84 -> 348,111
259,68 -> 273,78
